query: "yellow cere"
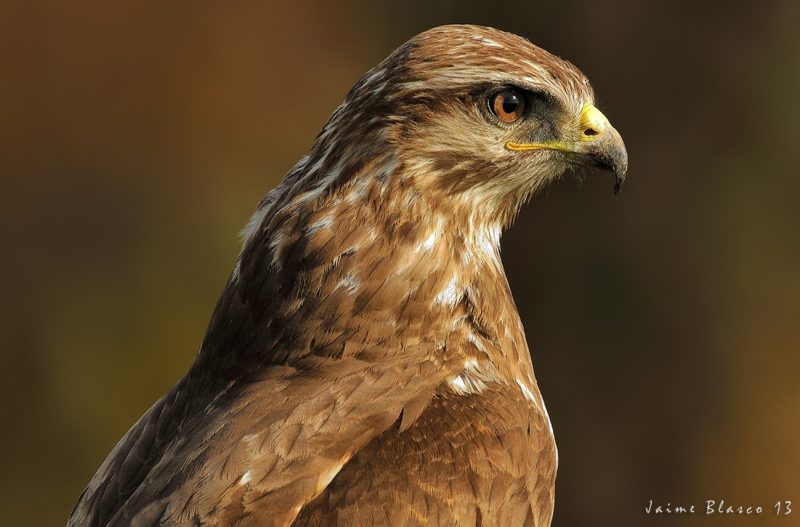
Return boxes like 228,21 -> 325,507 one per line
578,104 -> 609,142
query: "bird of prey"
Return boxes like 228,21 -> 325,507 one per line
69,24 -> 627,527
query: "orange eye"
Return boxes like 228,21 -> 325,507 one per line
489,89 -> 525,123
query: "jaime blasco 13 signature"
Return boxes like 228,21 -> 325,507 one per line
645,499 -> 792,517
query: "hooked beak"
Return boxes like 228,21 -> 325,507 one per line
506,104 -> 628,194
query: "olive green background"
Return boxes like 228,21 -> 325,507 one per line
2,1 -> 798,525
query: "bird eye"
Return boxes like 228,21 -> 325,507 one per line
489,89 -> 525,123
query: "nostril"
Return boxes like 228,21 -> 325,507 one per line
583,128 -> 599,137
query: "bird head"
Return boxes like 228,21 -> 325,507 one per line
317,25 -> 628,230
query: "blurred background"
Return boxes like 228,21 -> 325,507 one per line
1,1 -> 798,525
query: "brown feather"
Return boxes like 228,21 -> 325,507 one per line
68,24 -> 623,527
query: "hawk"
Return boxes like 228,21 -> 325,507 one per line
69,25 -> 627,527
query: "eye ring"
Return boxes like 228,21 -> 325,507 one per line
488,88 -> 526,123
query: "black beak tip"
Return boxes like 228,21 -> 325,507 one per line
613,171 -> 626,195
595,156 -> 626,195
610,149 -> 628,196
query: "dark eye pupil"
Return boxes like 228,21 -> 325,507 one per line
502,94 -> 519,114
